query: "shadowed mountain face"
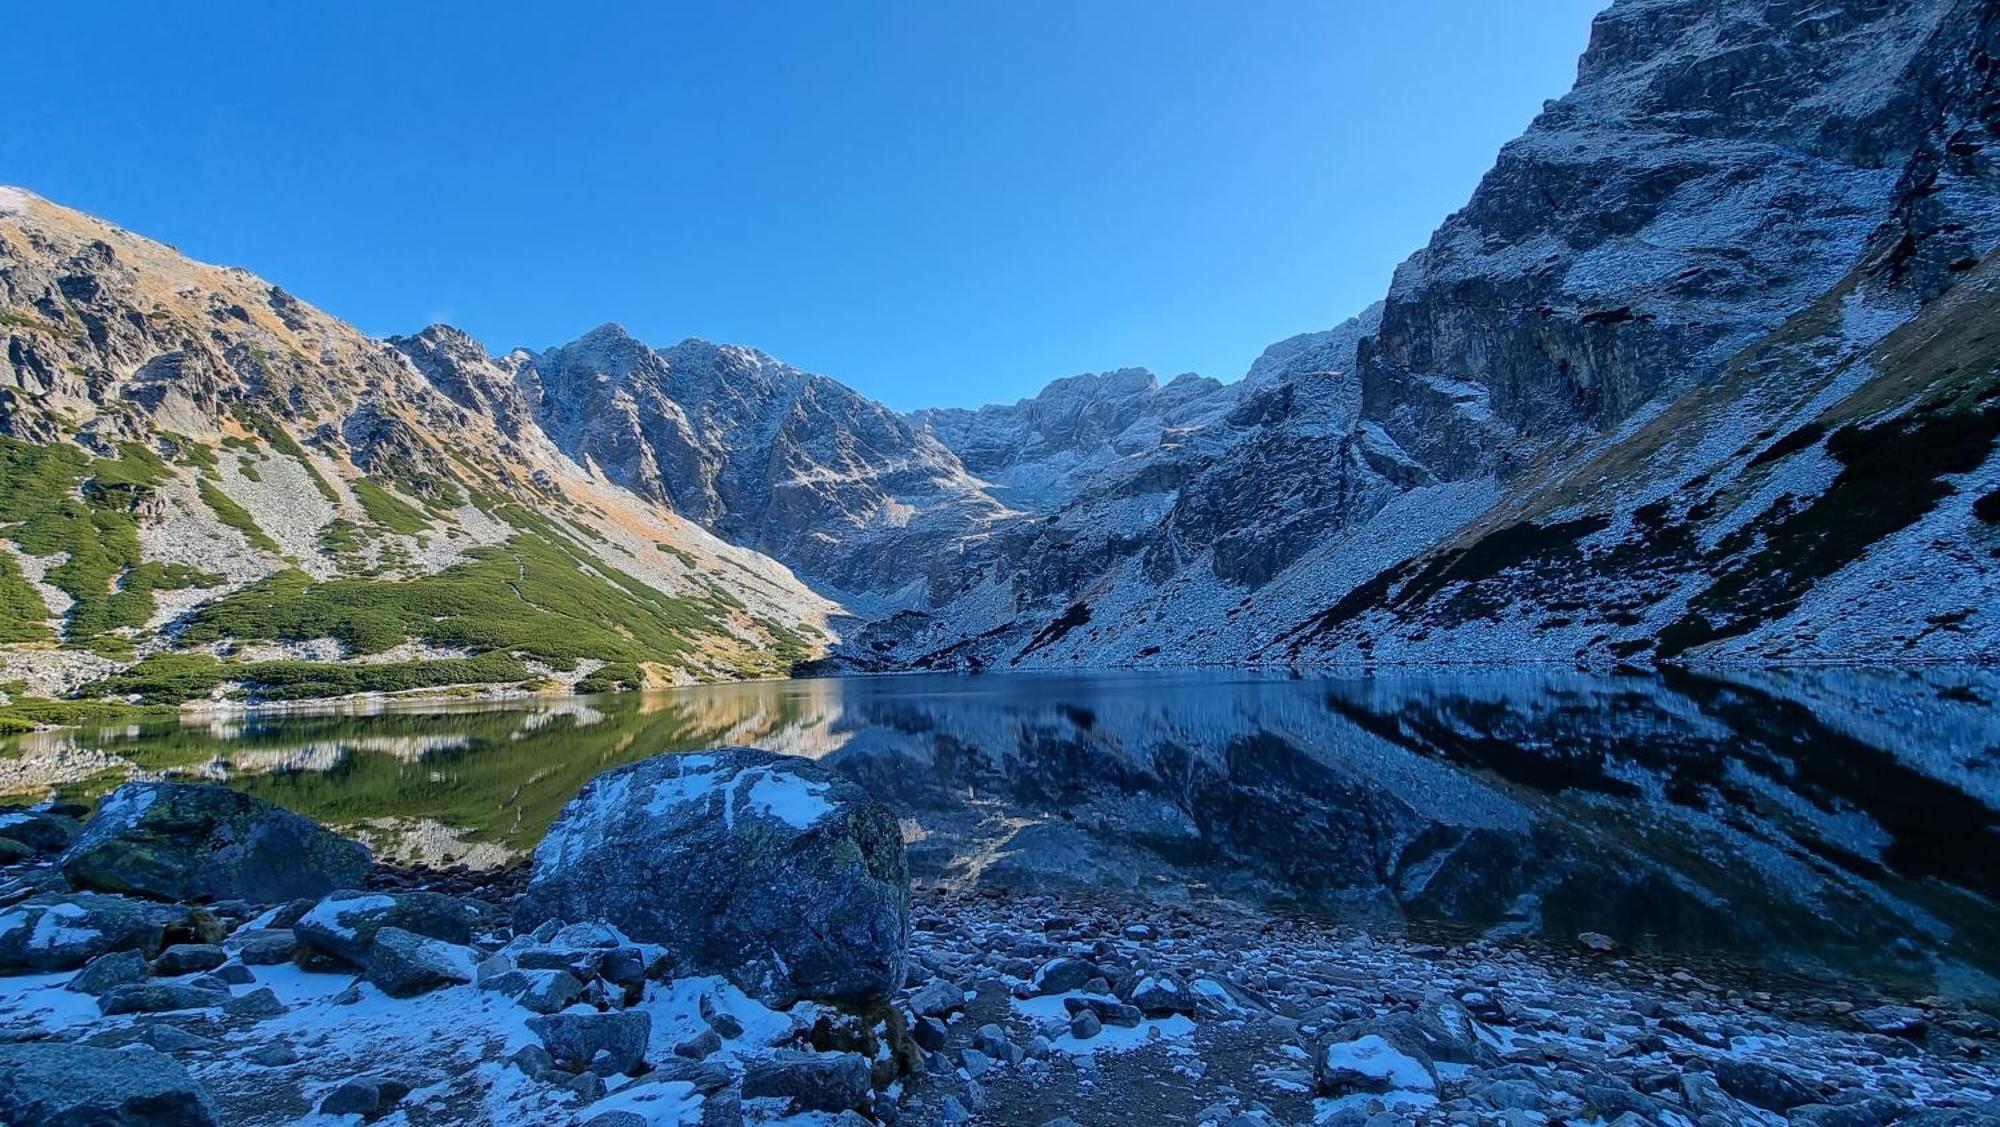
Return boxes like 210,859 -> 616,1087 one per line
18,667 -> 1997,1000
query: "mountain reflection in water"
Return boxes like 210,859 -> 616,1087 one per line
5,668 -> 1996,1000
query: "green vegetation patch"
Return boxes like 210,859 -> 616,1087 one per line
0,696 -> 177,730
0,437 -> 219,642
238,412 -> 340,503
83,652 -> 535,706
196,478 -> 282,554
172,530 -> 738,674
0,550 -> 51,642
351,478 -> 432,534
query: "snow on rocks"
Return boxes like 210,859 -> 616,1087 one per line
515,747 -> 911,1008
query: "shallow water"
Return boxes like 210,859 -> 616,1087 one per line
6,667 -> 1998,999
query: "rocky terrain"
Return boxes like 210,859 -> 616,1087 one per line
845,0 -> 2000,671
0,188 -> 837,718
2,752 -> 1996,1127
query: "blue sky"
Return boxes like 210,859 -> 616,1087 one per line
1,2 -> 1603,410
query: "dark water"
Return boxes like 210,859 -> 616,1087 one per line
5,668 -> 1997,999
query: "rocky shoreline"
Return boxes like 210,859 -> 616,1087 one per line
0,752 -> 1995,1127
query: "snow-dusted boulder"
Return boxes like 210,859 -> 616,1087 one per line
0,893 -> 218,973
61,782 -> 371,903
293,889 -> 474,967
515,748 -> 909,1007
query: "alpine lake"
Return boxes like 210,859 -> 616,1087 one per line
5,667 -> 1996,1004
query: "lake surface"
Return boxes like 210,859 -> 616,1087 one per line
5,667 -> 1997,1000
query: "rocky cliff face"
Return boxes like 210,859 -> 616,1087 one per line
500,327 -> 1010,608
844,0 -> 2000,670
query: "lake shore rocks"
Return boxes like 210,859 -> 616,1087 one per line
514,747 -> 911,1007
60,782 -> 371,902
0,768 -> 1995,1126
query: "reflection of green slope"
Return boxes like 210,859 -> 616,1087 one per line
220,692 -> 819,853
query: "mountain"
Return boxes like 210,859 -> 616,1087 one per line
843,0 -> 2000,670
5,0 -> 1996,700
0,187 -> 836,711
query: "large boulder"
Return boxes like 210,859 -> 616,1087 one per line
61,782 -> 371,903
515,748 -> 909,1007
0,893 -> 218,973
0,1041 -> 221,1126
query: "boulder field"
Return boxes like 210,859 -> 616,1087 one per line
0,750 -> 1995,1126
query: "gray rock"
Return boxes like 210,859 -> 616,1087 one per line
908,977 -> 965,1017
98,982 -> 232,1015
224,986 -> 287,1018
527,1011 -> 651,1076
512,968 -> 586,1014
246,1042 -> 300,1067
1317,1033 -> 1438,1095
740,1050 -> 873,1113
514,749 -> 909,1007
1126,973 -> 1194,1016
0,806 -> 82,853
1852,1005 -> 1926,1037
61,782 -> 370,902
318,1074 -> 411,1121
294,889 -> 474,966
212,962 -> 255,985
1063,994 -> 1141,1028
66,948 -> 151,995
648,1059 -> 734,1095
1032,956 -> 1099,995
141,1025 -> 221,1053
0,893 -> 215,972
227,927 -> 299,965
675,1028 -> 723,1059
506,1043 -> 555,1079
1070,1008 -> 1103,1040
152,944 -> 227,975
363,926 -> 473,997
0,1041 -> 221,1126
1714,1059 -> 1821,1113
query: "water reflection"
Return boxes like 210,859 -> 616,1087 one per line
4,668 -> 1996,999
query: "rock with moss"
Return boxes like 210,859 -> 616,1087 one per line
0,893 -> 219,973
60,782 -> 371,904
515,747 -> 909,1007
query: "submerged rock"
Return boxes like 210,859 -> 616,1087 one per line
61,782 -> 371,903
515,748 -> 910,1007
0,893 -> 217,972
0,1042 -> 221,1126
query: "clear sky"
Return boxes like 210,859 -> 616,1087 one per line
1,2 -> 1604,411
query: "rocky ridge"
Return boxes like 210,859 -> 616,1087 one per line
0,188 -> 837,710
